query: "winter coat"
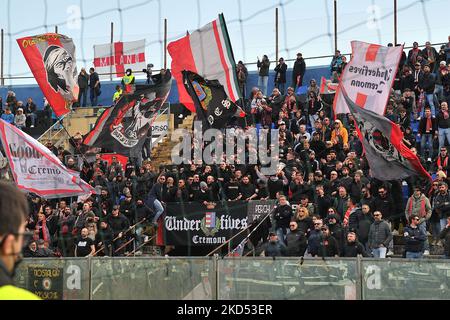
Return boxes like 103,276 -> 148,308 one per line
368,220 -> 392,249
286,229 -> 307,256
403,225 -> 426,253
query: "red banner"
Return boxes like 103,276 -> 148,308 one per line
17,33 -> 79,117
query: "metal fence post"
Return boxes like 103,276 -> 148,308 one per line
88,255 -> 93,300
356,255 -> 363,300
214,254 -> 219,300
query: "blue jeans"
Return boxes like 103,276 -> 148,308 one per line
152,199 -> 164,224
420,134 -> 434,157
372,247 -> 387,258
90,87 -> 98,106
78,87 -> 88,107
406,251 -> 423,259
276,227 -> 288,243
438,128 -> 450,149
422,93 -> 436,117
275,82 -> 286,95
258,76 -> 269,96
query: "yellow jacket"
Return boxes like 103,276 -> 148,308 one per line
331,119 -> 348,146
0,285 -> 41,300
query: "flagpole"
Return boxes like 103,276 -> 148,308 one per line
206,206 -> 275,257
230,206 -> 275,255
110,22 -> 114,81
60,121 -> 92,167
334,0 -> 338,52
275,8 -> 279,63
164,19 -> 167,70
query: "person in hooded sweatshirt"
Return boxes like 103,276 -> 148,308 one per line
341,230 -> 369,257
286,221 -> 307,256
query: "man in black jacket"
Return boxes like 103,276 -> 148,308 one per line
286,221 -> 307,256
373,186 -> 395,224
274,57 -> 287,94
292,53 -> 306,89
273,195 -> 292,243
341,231 -> 369,257
418,106 -> 438,158
107,206 -> 130,256
404,214 -> 427,258
419,64 -> 436,117
257,55 -> 270,96
439,216 -> 450,258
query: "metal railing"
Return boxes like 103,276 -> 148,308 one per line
14,256 -> 450,300
37,113 -> 69,146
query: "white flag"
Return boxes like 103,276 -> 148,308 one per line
333,41 -> 403,115
93,39 -> 146,79
0,119 -> 95,199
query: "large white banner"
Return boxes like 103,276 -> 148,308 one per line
93,39 -> 146,79
0,119 -> 94,199
333,41 -> 403,115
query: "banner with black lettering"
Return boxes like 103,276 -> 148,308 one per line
164,201 -> 248,247
0,119 -> 94,199
246,200 -> 276,224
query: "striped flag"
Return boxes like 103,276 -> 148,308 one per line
333,41 -> 403,115
168,14 -> 241,112
205,211 -> 216,228
93,39 -> 146,79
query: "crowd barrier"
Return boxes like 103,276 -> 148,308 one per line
14,257 -> 450,300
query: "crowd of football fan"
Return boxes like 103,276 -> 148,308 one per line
0,39 -> 450,259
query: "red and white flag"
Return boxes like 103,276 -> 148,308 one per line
17,33 -> 79,117
0,119 -> 95,199
93,39 -> 146,78
168,14 -> 241,112
320,76 -> 339,94
333,41 -> 403,115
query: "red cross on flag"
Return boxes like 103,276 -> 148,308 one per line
333,41 -> 403,115
93,39 -> 146,78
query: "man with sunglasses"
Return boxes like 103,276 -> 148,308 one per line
368,211 -> 393,258
0,182 -> 40,299
404,214 -> 427,259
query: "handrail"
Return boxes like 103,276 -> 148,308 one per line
37,113 -> 69,143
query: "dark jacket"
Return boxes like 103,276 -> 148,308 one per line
263,240 -> 287,257
404,225 -> 426,252
78,72 -> 89,89
419,72 -> 436,94
436,111 -> 450,129
357,213 -> 374,244
373,195 -> 395,221
317,235 -> 340,257
273,204 -> 292,230
292,58 -> 306,80
107,214 -> 130,236
418,116 -> 438,135
257,58 -> 270,77
342,240 -> 369,257
439,225 -> 450,257
274,62 -> 288,84
368,220 -> 392,249
286,229 -> 307,256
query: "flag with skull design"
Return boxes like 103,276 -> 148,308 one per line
342,85 -> 431,181
17,33 -> 79,117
